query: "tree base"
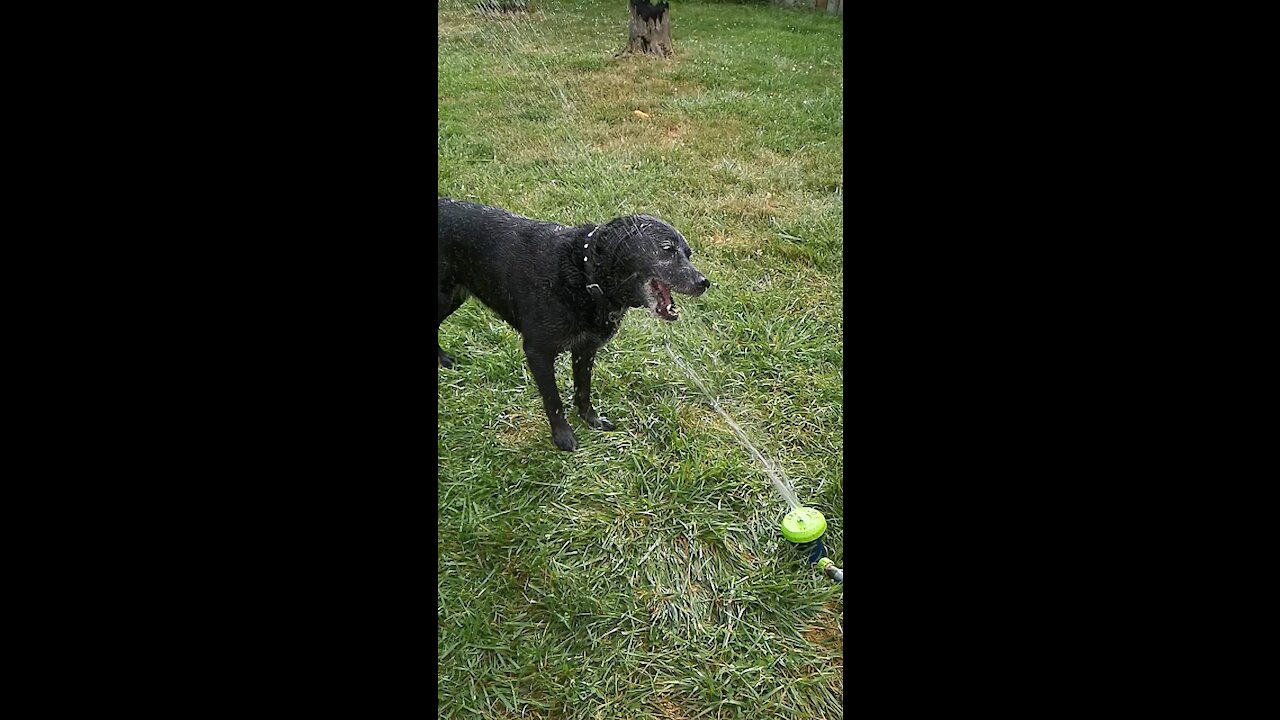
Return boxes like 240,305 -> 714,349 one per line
475,0 -> 528,14
625,0 -> 672,57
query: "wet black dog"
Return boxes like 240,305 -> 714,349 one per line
438,198 -> 710,451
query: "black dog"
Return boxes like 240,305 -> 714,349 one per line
438,198 -> 710,451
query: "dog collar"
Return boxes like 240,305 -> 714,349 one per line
583,225 -> 604,297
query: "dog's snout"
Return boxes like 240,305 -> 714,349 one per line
696,275 -> 710,290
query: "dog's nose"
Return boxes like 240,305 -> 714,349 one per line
696,275 -> 710,290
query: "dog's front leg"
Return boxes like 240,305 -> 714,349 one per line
525,344 -> 577,451
572,348 -> 615,431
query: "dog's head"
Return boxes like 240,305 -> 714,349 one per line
596,215 -> 709,321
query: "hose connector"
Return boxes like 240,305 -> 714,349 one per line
817,556 -> 844,583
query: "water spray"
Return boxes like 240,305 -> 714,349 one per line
665,345 -> 842,584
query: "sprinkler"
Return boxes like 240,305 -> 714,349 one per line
780,506 -> 843,584
662,345 -> 843,586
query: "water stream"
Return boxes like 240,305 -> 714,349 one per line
664,343 -> 803,510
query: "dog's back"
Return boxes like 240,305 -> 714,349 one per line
438,198 -> 562,329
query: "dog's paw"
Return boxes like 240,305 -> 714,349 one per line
578,408 -> 616,431
552,426 -> 578,451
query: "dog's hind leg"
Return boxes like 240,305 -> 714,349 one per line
438,285 -> 467,368
572,348 -> 615,431
524,342 -> 577,451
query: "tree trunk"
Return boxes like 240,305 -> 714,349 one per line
476,0 -> 527,13
626,0 -> 672,57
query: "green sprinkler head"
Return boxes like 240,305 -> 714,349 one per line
782,506 -> 842,584
780,506 -> 827,544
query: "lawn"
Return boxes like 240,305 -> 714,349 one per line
438,1 -> 844,717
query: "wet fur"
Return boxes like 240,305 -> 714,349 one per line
438,198 -> 709,451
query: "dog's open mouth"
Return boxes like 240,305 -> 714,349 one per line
650,278 -> 679,321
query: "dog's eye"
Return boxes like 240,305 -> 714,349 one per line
662,243 -> 674,252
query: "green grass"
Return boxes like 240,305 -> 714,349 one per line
439,1 -> 843,717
